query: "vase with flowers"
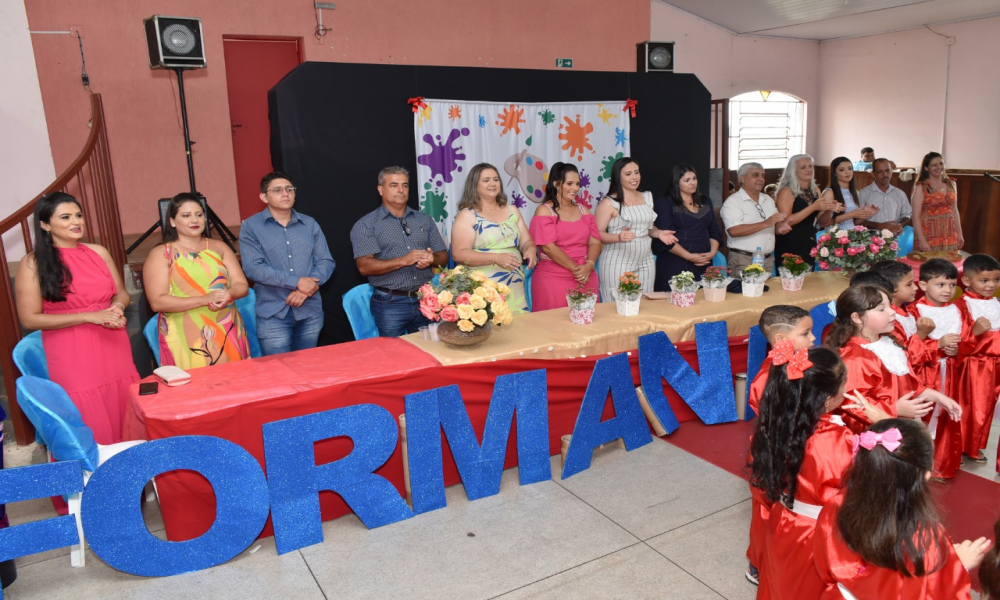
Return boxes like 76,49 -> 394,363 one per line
741,264 -> 769,297
417,265 -> 512,347
778,253 -> 809,291
669,271 -> 699,307
614,271 -> 642,316
566,285 -> 598,325
811,225 -> 897,276
700,266 -> 732,302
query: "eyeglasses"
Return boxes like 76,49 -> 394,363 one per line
268,186 -> 297,195
750,201 -> 766,220
400,218 -> 411,236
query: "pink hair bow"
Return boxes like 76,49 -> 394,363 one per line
768,340 -> 813,380
852,428 -> 903,456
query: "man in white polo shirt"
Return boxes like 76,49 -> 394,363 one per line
721,162 -> 787,277
858,157 -> 911,236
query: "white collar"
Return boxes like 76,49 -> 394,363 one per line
896,313 -> 917,338
860,336 -> 911,376
915,303 -> 961,339
965,296 -> 1000,331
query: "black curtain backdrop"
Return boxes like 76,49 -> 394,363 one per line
268,62 -> 710,345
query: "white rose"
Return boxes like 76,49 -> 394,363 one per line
881,229 -> 894,239
828,225 -> 838,233
819,247 -> 830,257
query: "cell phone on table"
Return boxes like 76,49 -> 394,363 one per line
139,382 -> 159,395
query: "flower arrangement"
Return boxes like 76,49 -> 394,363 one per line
779,253 -> 810,278
700,266 -> 732,289
668,271 -> 699,293
566,285 -> 598,325
418,265 -> 512,333
615,272 -> 643,316
811,225 -> 897,271
741,263 -> 770,284
617,272 -> 642,297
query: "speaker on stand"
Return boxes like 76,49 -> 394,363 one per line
128,16 -> 237,254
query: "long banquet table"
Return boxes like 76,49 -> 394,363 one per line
125,272 -> 847,541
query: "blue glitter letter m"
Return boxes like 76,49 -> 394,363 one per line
404,369 -> 551,514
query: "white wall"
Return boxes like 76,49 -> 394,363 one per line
0,1 -> 56,258
816,16 -> 1000,169
650,1 -> 822,159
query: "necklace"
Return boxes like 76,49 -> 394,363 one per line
175,238 -> 204,254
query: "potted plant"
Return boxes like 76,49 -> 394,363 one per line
669,271 -> 699,307
700,266 -> 732,302
778,253 -> 810,291
566,285 -> 598,325
417,265 -> 512,347
810,224 -> 898,276
614,271 -> 643,316
741,263 -> 769,298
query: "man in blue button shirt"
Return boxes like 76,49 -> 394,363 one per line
350,166 -> 448,337
240,171 -> 335,355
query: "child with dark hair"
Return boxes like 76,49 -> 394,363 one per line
870,258 -> 939,370
979,519 -> 1000,599
750,345 -> 885,598
819,270 -> 895,343
814,418 -> 990,598
908,258 -> 966,478
744,305 -> 814,585
825,286 -> 960,433
955,253 -> 1000,467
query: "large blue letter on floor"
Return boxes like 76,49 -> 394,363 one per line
81,436 -> 270,576
562,353 -> 651,479
638,322 -> 737,427
263,404 -> 413,555
404,369 -> 550,514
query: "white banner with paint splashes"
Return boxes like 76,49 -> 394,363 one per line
413,100 -> 630,243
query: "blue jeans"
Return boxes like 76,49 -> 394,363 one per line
370,291 -> 431,337
257,312 -> 324,356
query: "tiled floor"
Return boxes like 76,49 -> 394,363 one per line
3,414 -> 997,599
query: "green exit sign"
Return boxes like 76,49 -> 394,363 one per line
555,58 -> 574,68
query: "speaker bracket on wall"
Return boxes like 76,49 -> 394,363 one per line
637,41 -> 674,73
144,16 -> 207,70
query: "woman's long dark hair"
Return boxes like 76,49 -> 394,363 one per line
837,418 -> 947,577
667,164 -> 706,209
917,151 -> 950,184
829,156 -> 860,207
824,285 -> 887,350
543,162 -> 579,221
32,192 -> 81,302
162,193 -> 208,243
748,347 -> 846,508
604,157 -> 636,209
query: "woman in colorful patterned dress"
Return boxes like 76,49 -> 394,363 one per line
143,193 -> 251,369
451,163 -> 537,314
15,192 -> 139,444
911,152 -> 963,253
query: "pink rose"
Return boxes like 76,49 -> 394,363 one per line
818,234 -> 831,243
421,294 -> 440,312
810,247 -> 819,257
419,283 -> 435,298
838,237 -> 850,245
889,242 -> 899,251
872,236 -> 884,246
439,305 -> 459,322
455,292 -> 472,305
869,244 -> 879,253
419,303 -> 438,321
853,226 -> 867,232
834,248 -> 844,257
819,261 -> 829,270
847,247 -> 858,256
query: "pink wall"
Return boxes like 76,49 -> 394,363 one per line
816,16 -> 1000,169
650,2 -> 821,158
24,0 -> 650,234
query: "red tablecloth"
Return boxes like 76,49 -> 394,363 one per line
126,337 -> 747,541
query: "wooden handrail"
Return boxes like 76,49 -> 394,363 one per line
0,93 -> 125,445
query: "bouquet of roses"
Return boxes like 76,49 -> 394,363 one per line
700,266 -> 732,289
811,225 -> 897,271
418,265 -> 512,332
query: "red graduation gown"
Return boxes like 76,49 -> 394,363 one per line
814,494 -> 972,600
758,414 -> 855,600
836,337 -> 919,433
955,291 -> 1000,465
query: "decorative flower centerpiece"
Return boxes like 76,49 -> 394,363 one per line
615,271 -> 642,316
778,253 -> 809,291
566,285 -> 598,325
418,265 -> 511,346
669,271 -> 698,307
741,263 -> 769,297
811,225 -> 897,274
700,266 -> 732,302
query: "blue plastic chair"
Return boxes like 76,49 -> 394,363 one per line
897,225 -> 914,257
13,330 -> 48,379
810,301 -> 837,347
343,283 -> 379,341
144,288 -> 262,365
712,252 -> 728,268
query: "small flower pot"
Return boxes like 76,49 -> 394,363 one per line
615,290 -> 641,316
742,281 -> 765,298
670,291 -> 696,307
780,274 -> 805,292
567,295 -> 597,325
703,287 -> 727,302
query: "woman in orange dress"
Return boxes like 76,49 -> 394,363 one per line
911,152 -> 963,253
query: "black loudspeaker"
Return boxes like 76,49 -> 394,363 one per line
144,16 -> 206,69
637,41 -> 675,73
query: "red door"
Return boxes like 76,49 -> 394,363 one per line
223,37 -> 302,221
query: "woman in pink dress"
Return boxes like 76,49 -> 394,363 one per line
15,193 -> 139,444
528,163 -> 603,311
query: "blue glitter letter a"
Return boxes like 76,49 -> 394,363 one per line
404,369 -> 550,515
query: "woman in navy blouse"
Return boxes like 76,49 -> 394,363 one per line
652,164 -> 725,290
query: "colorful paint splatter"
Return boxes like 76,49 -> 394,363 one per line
615,127 -> 628,148
538,109 -> 555,125
558,114 -> 595,161
416,127 -> 470,185
448,105 -> 462,121
495,104 -> 526,136
596,152 -> 625,183
596,105 -> 615,125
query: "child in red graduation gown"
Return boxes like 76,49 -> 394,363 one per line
955,253 -> 1000,468
749,345 -> 886,599
870,259 -> 937,365
824,285 -> 961,434
813,418 -> 991,599
744,305 -> 815,585
908,258 -> 966,478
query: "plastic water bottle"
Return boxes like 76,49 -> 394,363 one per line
752,247 -> 765,268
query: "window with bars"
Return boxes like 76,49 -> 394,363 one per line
728,91 -> 805,169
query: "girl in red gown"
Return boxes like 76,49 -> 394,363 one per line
814,418 -> 990,599
749,344 -> 877,599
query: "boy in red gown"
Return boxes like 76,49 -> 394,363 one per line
870,259 -> 936,359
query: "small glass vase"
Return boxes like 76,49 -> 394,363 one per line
567,294 -> 597,325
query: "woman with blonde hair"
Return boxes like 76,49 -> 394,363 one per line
774,154 -> 841,267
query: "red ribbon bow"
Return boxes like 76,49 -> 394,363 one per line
623,98 -> 637,118
852,428 -> 903,456
408,97 -> 427,112
767,340 -> 813,380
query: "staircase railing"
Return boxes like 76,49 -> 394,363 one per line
0,93 -> 124,445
